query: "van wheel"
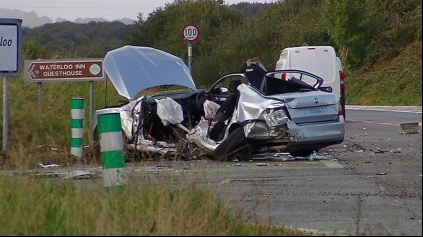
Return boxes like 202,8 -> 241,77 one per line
213,127 -> 246,161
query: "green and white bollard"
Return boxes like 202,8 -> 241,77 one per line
97,110 -> 126,192
71,98 -> 84,158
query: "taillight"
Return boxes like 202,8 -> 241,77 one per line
281,73 -> 286,80
338,104 -> 343,116
339,70 -> 345,92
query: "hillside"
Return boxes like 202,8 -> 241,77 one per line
346,41 -> 422,105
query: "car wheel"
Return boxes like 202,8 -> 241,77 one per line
289,150 -> 315,157
213,127 -> 247,161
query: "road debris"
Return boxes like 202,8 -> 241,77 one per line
372,148 -> 402,154
348,143 -> 366,152
63,170 -> 99,180
350,133 -> 367,139
221,178 -> 249,184
30,171 -> 60,178
38,163 -> 61,168
375,149 -> 389,154
256,163 -> 269,166
399,122 -> 420,134
231,163 -> 248,167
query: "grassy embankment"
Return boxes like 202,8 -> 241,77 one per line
345,41 -> 422,106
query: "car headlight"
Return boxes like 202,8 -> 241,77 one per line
264,109 -> 288,127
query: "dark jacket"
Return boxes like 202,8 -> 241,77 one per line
240,63 -> 266,89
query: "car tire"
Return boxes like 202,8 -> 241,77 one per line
289,149 -> 315,157
213,127 -> 246,161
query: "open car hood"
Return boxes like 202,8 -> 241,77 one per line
104,45 -> 197,100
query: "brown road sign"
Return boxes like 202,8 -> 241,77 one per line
24,59 -> 106,82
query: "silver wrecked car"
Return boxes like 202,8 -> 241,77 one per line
92,46 -> 345,161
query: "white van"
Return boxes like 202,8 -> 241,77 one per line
274,45 -> 346,117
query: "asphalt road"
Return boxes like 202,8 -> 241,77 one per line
124,106 -> 422,235
2,106 -> 421,236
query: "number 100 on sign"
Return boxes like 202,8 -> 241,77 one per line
182,25 -> 199,42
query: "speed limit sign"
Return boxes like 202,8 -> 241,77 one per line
182,24 -> 200,42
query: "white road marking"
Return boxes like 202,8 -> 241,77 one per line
346,105 -> 422,114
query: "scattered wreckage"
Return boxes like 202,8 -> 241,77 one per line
91,46 -> 345,160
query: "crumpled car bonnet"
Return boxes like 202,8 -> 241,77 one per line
104,45 -> 197,100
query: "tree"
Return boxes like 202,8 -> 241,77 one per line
124,0 -> 245,86
322,0 -> 370,68
22,40 -> 48,60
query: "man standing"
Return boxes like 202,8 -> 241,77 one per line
240,57 -> 267,89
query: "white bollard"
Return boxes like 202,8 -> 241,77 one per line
71,98 -> 84,157
97,110 -> 126,192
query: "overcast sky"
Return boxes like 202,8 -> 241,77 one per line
0,0 -> 275,22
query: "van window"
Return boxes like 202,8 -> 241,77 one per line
278,46 -> 337,86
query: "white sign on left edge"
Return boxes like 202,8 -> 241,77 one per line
0,18 -> 22,77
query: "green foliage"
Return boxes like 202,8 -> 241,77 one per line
345,41 -> 422,105
363,0 -> 422,65
322,0 -> 371,68
227,1 -> 272,17
22,40 -> 48,60
125,0 -> 246,86
125,0 -> 244,57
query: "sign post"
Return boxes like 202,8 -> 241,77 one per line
1,18 -> 23,151
182,24 -> 200,72
24,59 -> 106,141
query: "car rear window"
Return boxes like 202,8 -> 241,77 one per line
263,76 -> 316,96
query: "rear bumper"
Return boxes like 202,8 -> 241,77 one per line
245,117 -> 345,153
285,118 -> 345,150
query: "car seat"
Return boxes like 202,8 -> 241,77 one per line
208,79 -> 242,140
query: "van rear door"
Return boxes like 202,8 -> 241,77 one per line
275,46 -> 340,101
287,46 -> 337,88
